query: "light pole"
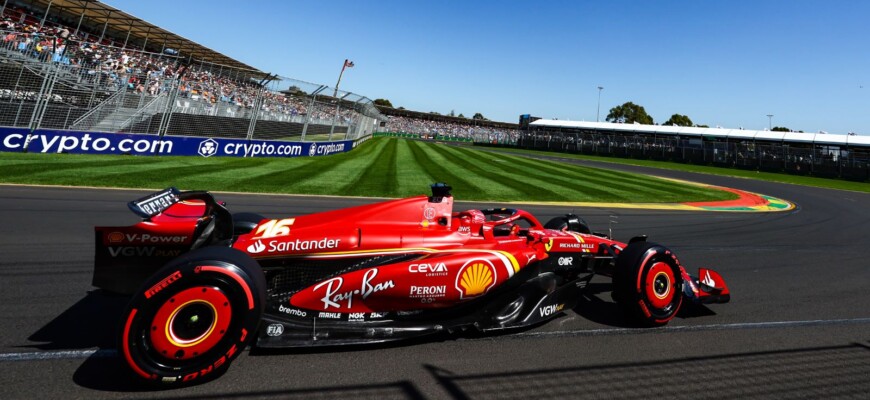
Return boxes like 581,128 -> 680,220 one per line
596,86 -> 604,122
766,114 -> 773,130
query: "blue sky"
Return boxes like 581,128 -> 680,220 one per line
103,0 -> 869,134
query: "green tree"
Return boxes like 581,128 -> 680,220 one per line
473,112 -> 488,121
695,124 -> 709,128
606,102 -> 653,125
448,109 -> 456,117
373,98 -> 393,108
771,126 -> 791,132
663,113 -> 693,127
458,113 -> 466,118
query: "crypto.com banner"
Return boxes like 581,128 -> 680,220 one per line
0,128 -> 354,158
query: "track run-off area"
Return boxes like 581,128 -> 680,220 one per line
0,159 -> 868,399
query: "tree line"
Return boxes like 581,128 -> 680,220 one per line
374,98 -> 797,132
606,101 -> 799,131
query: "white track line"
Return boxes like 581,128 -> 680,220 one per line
0,349 -> 116,361
506,317 -> 870,339
2,317 -> 869,361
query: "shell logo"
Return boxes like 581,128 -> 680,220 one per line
455,259 -> 497,299
108,232 -> 125,243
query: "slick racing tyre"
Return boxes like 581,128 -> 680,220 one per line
613,242 -> 683,327
119,247 -> 266,385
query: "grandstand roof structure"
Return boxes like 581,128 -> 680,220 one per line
530,119 -> 870,148
24,0 -> 264,74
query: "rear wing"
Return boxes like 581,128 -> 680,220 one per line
128,187 -> 181,218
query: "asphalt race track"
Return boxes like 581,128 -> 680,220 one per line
1,161 -> 869,399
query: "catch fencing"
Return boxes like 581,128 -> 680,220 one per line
0,30 -> 382,145
506,129 -> 870,181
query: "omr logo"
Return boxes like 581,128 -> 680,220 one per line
198,139 -> 219,157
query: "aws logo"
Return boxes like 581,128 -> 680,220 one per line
455,259 -> 497,299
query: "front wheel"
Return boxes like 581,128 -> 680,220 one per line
118,247 -> 265,385
613,242 -> 683,327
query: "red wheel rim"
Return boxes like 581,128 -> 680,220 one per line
149,286 -> 232,360
645,262 -> 674,309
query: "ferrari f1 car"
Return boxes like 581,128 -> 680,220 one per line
93,184 -> 729,385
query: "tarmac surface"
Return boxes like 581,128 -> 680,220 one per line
1,160 -> 869,399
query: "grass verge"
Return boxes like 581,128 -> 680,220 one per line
0,138 -> 736,203
482,146 -> 870,193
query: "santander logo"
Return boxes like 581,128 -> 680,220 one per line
247,240 -> 266,254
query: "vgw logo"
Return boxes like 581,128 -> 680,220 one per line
198,139 -> 219,157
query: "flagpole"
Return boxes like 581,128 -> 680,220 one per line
330,59 -> 352,140
333,59 -> 349,98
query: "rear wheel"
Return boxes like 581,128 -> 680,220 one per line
119,247 -> 265,385
613,242 -> 683,327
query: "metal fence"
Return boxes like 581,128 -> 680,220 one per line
501,129 -> 870,181
0,30 -> 383,142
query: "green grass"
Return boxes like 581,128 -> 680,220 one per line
483,146 -> 870,193
0,138 -> 736,203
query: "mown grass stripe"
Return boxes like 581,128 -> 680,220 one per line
458,146 -> 733,202
0,157 -> 156,182
446,145 -> 632,201
428,143 -> 571,201
341,137 -> 400,197
465,148 -> 707,202
393,139 -> 436,197
0,138 -> 739,203
288,137 -> 390,193
415,142 -> 526,200
405,139 -> 484,196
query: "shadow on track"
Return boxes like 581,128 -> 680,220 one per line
573,282 -> 717,329
28,290 -> 128,350
426,342 -> 870,399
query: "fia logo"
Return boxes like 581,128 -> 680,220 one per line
266,324 -> 284,337
198,138 -> 219,157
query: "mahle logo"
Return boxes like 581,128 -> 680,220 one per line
198,139 -> 219,157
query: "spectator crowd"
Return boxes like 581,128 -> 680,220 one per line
0,4 -> 358,125
383,114 -> 519,144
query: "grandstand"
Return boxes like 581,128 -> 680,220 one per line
377,106 -> 520,144
0,0 -> 383,142
514,119 -> 870,181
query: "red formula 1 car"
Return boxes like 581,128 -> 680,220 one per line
93,184 -> 729,385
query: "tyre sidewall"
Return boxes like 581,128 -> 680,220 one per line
119,247 -> 264,385
614,242 -> 683,326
